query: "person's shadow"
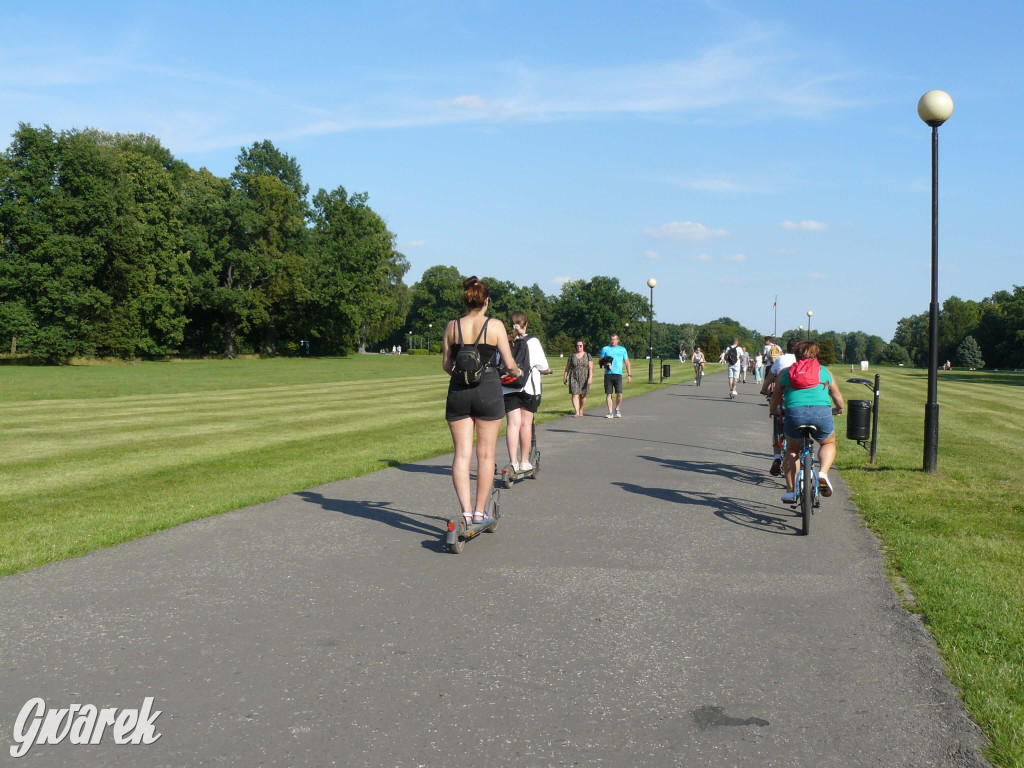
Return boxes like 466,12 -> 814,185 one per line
296,490 -> 448,540
637,455 -> 776,489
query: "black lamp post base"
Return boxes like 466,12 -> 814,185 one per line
924,402 -> 939,473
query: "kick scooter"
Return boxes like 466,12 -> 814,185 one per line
499,430 -> 540,488
445,486 -> 501,554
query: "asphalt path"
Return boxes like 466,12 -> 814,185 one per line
0,372 -> 990,767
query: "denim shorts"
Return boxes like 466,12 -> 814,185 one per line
783,405 -> 834,441
728,364 -> 741,379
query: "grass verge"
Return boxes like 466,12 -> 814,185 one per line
835,367 -> 1023,768
0,355 -> 670,577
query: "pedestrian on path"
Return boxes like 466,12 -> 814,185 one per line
721,339 -> 741,398
563,339 -> 593,417
599,333 -> 631,418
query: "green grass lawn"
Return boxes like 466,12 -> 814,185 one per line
835,367 -> 1024,768
0,355 -> 671,577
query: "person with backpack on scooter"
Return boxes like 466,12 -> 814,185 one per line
502,311 -> 551,473
443,277 -> 521,527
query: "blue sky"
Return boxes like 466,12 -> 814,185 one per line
3,0 -> 1021,339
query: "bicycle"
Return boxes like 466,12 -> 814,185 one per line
790,424 -> 820,536
694,362 -> 704,386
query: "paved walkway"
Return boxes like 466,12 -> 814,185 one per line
0,373 -> 989,767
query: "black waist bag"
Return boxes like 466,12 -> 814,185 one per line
452,318 -> 490,387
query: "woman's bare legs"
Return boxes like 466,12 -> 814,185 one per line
506,407 -> 523,466
474,417 -> 501,513
817,434 -> 837,476
571,393 -> 581,416
448,417 -> 475,515
519,410 -> 535,463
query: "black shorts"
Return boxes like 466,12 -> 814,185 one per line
504,391 -> 541,414
604,374 -> 623,395
445,370 -> 504,422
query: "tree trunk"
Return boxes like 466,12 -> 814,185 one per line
224,321 -> 236,359
10,336 -> 16,355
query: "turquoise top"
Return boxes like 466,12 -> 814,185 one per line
600,345 -> 629,375
780,365 -> 833,408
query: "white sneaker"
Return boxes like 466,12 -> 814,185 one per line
519,461 -> 533,472
510,463 -> 520,473
615,409 -> 622,418
605,412 -> 615,418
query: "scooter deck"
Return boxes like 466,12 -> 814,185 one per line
445,490 -> 501,553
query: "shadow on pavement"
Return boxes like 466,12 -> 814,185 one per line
612,482 -> 799,536
637,455 -> 777,489
548,428 -> 762,459
295,490 -> 447,537
385,461 -> 450,476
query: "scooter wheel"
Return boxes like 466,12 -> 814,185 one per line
448,520 -> 466,554
501,465 -> 515,488
487,500 -> 500,532
530,457 -> 540,479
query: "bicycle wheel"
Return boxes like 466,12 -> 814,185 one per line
800,450 -> 813,536
696,367 -> 702,386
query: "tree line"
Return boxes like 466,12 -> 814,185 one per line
889,291 -> 1024,370
7,124 -> 1016,370
1,125 -> 408,362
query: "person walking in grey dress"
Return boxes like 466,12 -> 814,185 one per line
563,339 -> 594,417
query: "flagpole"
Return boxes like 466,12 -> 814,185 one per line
773,295 -> 777,337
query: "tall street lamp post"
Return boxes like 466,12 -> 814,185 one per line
647,278 -> 657,383
428,323 -> 433,355
918,89 -> 954,474
806,310 -> 813,340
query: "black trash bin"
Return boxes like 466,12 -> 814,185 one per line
847,399 -> 872,441
662,364 -> 671,378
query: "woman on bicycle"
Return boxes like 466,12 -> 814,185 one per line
692,347 -> 706,385
768,341 -> 844,503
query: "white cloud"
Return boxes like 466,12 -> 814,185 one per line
782,220 -> 828,232
697,254 -> 715,262
644,250 -> 661,260
645,221 -> 730,241
728,254 -> 747,262
435,94 -> 488,111
552,276 -> 573,286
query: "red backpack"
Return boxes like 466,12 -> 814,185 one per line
788,358 -> 823,390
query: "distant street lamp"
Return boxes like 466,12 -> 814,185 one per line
408,331 -> 412,352
647,278 -> 657,383
624,322 -> 629,350
918,89 -> 954,473
428,323 -> 433,355
806,310 -> 813,340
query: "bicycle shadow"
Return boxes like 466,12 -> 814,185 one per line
612,482 -> 800,536
637,455 -> 777,489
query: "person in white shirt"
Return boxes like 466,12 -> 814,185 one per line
760,338 -> 798,476
502,311 -> 551,472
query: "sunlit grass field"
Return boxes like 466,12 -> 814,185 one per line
834,367 -> 1024,768
0,355 -> 672,578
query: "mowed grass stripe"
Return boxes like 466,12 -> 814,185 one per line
0,378 -> 449,466
0,388 -> 463,575
1,389 -> 450,501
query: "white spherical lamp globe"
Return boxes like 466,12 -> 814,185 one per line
647,278 -> 657,288
918,90 -> 954,127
